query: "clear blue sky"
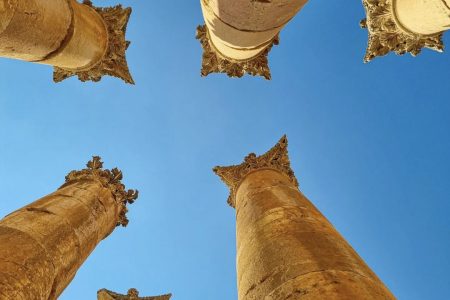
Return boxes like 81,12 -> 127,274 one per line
0,0 -> 449,299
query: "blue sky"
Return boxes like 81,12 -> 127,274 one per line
0,0 -> 449,299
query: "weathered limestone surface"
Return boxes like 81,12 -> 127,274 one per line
361,0 -> 449,62
0,0 -> 133,83
98,288 -> 172,300
395,0 -> 450,35
214,136 -> 396,299
0,157 -> 138,299
197,0 -> 308,79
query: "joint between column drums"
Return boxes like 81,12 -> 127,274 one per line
30,0 -> 75,64
196,24 -> 277,80
63,2 -> 110,73
53,2 -> 134,84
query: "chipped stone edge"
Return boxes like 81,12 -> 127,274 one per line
360,0 -> 444,62
61,156 -> 138,227
54,1 -> 134,84
196,24 -> 278,80
213,135 -> 298,208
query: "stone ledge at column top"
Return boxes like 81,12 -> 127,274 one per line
196,24 -> 278,80
213,135 -> 299,208
97,288 -> 172,300
360,0 -> 444,62
62,156 -> 138,227
54,1 -> 134,84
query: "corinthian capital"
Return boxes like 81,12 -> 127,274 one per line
360,0 -> 444,62
213,136 -> 299,208
97,288 -> 172,300
63,156 -> 138,227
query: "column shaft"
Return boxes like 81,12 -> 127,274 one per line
202,0 -> 307,59
235,169 -> 394,299
214,136 -> 396,300
0,0 -> 107,70
0,0 -> 133,83
0,157 -> 137,299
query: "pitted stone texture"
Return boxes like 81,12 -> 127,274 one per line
207,0 -> 308,31
0,157 -> 137,299
0,0 -> 72,61
234,169 -> 395,300
214,137 -> 395,299
0,0 -> 133,84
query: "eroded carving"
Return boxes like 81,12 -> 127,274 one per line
97,288 -> 172,300
213,135 -> 298,207
63,156 -> 138,227
361,0 -> 444,62
196,24 -> 278,80
54,1 -> 134,84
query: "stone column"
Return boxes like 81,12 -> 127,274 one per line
196,0 -> 309,79
0,157 -> 138,299
213,136 -> 396,299
98,288 -> 172,300
0,0 -> 133,83
361,0 -> 449,62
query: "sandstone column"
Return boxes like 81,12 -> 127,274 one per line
98,288 -> 172,300
360,0 -> 449,62
196,0 -> 309,79
0,157 -> 138,299
213,136 -> 396,299
0,0 -> 133,83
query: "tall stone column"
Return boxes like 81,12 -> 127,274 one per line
214,136 -> 396,299
0,0 -> 133,83
98,288 -> 172,300
0,157 -> 138,299
196,0 -> 309,79
361,0 -> 449,62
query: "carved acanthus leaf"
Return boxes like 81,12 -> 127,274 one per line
97,288 -> 172,300
63,156 -> 138,227
361,0 -> 444,62
54,2 -> 134,84
196,24 -> 278,80
213,135 -> 298,208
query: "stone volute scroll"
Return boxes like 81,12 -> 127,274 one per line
213,135 -> 299,208
97,288 -> 172,300
0,0 -> 134,84
360,0 -> 446,62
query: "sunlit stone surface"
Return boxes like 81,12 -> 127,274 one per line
214,136 -> 396,299
0,0 -> 133,83
0,157 -> 138,299
196,0 -> 309,79
361,0 -> 448,62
